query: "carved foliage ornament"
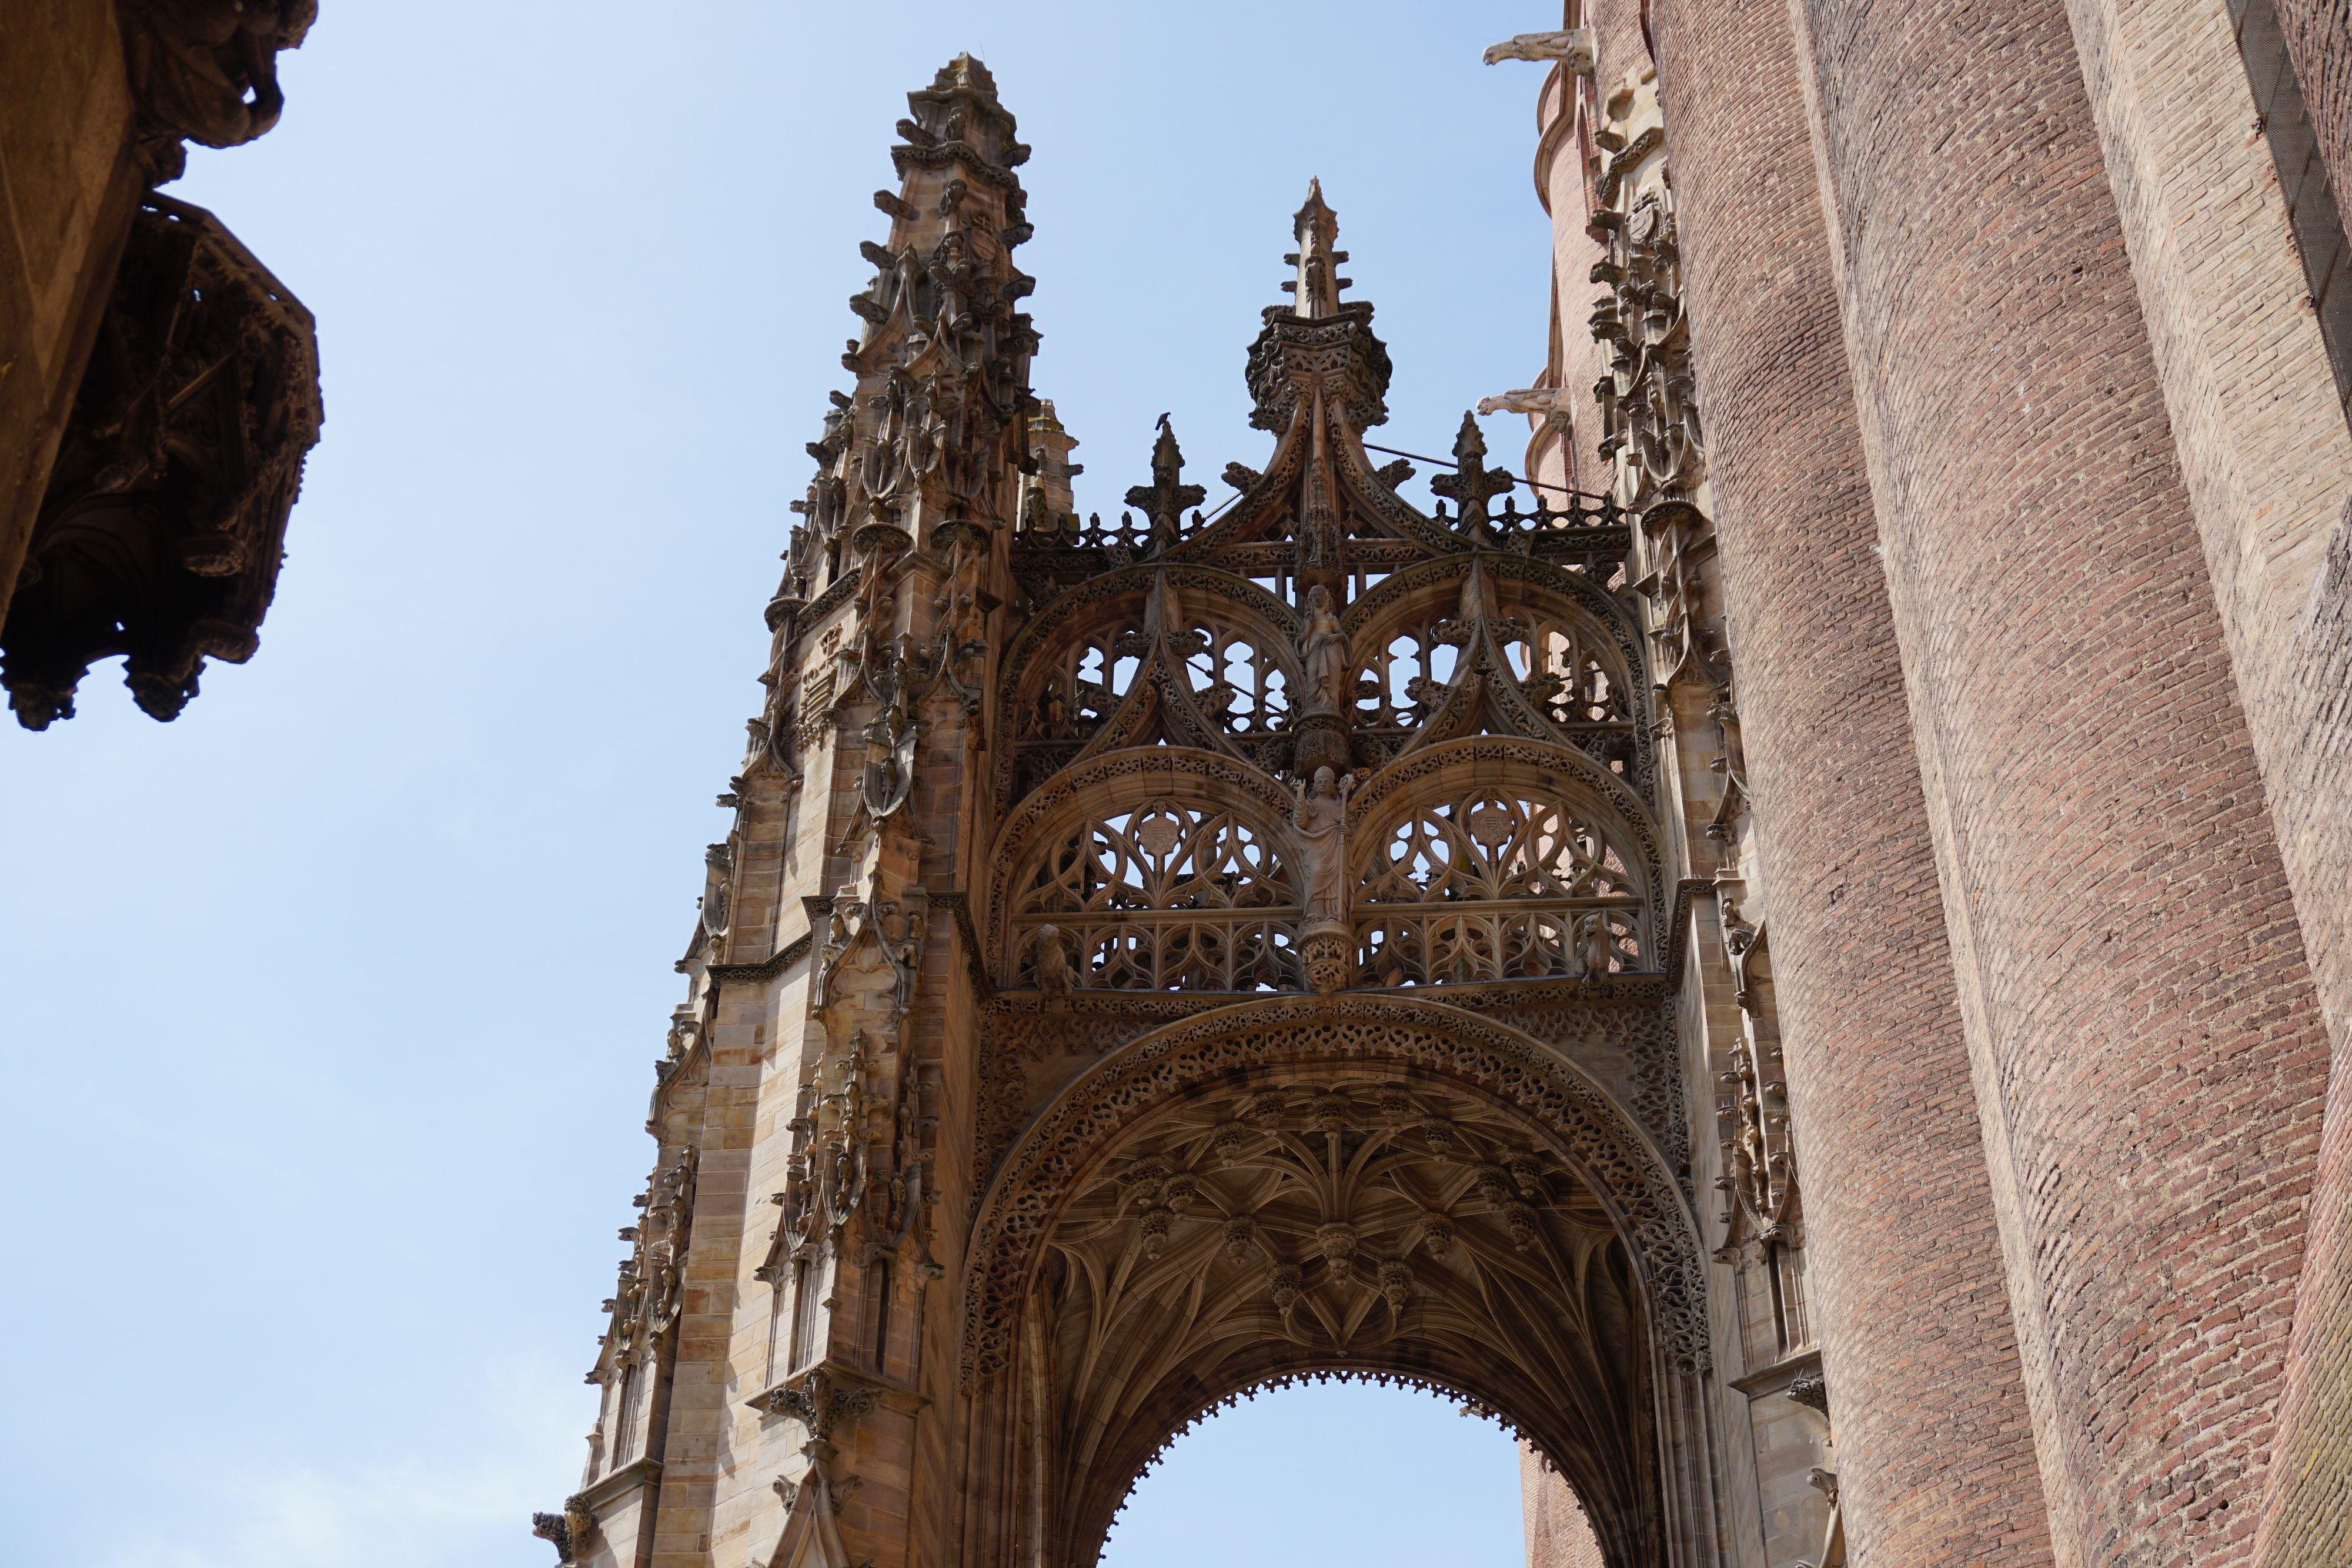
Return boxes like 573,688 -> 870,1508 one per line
591,1147 -> 698,1380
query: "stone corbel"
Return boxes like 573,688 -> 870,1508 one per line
750,1363 -> 880,1443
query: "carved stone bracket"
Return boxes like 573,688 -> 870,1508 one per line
119,0 -> 316,183
752,1363 -> 883,1447
4,195 -> 320,729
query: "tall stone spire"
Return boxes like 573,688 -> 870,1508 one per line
557,62 -> 1049,1568
1282,177 -> 1351,318
767,51 -> 1040,775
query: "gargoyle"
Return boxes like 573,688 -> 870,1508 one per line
1482,29 -> 1595,74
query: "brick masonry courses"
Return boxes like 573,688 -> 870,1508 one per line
1641,1 -> 2061,1563
2060,6 -> 2352,1563
1775,1 -> 2335,1563
1519,1444 -> 1609,1568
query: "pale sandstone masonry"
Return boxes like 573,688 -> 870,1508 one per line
535,19 -> 2352,1568
554,49 -> 1813,1568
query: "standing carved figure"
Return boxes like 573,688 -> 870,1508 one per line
1571,909 -> 1614,979
1298,584 -> 1351,717
1291,765 -> 1355,924
1031,923 -> 1074,998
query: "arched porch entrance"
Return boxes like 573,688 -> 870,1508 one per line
960,994 -> 1722,1568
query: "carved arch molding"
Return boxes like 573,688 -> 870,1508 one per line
962,993 -> 1708,1568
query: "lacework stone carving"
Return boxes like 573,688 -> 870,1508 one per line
984,748 -> 1297,969
1242,300 -> 1392,437
1355,779 -> 1646,987
992,567 -> 1301,812
1344,737 -> 1665,919
1335,553 -> 1650,797
961,995 -> 1707,1386
1010,797 -> 1299,994
1025,1064 -> 1669,1567
1437,991 -> 1687,1180
973,994 -> 1237,1182
1592,190 -> 1701,511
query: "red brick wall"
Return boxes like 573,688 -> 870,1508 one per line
1783,1 -> 2334,1562
1632,1 -> 2059,1561
2227,11 -> 2352,1563
2057,6 -> 2352,1562
2270,0 -> 2352,222
1518,1446 -> 1607,1568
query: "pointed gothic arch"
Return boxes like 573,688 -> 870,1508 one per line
1341,551 -> 1652,789
994,569 -> 1309,808
549,72 -> 1833,1568
960,992 -> 1716,1568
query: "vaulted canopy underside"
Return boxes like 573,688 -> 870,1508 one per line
964,994 -> 1703,1568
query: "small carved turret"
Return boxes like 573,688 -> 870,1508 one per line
1245,182 -> 1391,433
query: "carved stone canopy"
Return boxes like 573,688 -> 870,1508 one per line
2,195 -> 320,730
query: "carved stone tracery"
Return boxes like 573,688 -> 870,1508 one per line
961,993 -> 1703,1568
544,63 -> 1769,1568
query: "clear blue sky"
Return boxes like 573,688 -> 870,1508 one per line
0,5 -> 1558,1564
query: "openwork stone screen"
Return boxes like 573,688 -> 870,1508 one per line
1013,802 -> 1300,991
1358,787 -> 1646,985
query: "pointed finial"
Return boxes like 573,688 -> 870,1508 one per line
1428,412 -> 1515,534
906,54 -> 1026,167
936,52 -> 1000,98
1125,416 -> 1206,556
1281,178 -> 1352,319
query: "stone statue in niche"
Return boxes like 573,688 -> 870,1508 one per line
1298,585 -> 1351,717
1291,766 -> 1355,925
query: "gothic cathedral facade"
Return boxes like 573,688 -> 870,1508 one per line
540,2 -> 2352,1564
